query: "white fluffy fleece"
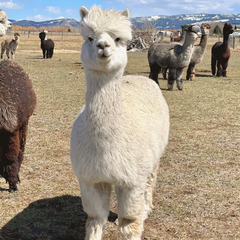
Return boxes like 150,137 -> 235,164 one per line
0,10 -> 12,37
70,5 -> 169,240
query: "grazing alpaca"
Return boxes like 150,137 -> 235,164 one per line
211,23 -> 233,77
39,30 -> 54,58
0,10 -> 12,37
186,23 -> 211,81
0,60 -> 36,192
148,25 -> 201,90
162,24 -> 189,79
1,32 -> 20,59
70,5 -> 169,240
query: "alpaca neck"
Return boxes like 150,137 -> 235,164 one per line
84,68 -> 125,132
198,33 -> 208,49
180,36 -> 195,60
179,30 -> 186,44
222,33 -> 230,50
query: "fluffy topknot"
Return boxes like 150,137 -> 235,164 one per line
80,5 -> 132,42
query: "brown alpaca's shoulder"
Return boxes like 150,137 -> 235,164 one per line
0,60 -> 36,131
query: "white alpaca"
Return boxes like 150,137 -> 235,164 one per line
70,6 -> 169,240
1,32 -> 20,59
0,10 -> 12,37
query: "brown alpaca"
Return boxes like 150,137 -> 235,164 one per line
1,32 -> 20,59
211,23 -> 233,77
0,60 -> 36,192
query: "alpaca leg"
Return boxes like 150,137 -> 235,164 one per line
50,49 -> 54,58
117,183 -> 147,240
211,55 -> 217,76
143,163 -> 159,220
11,50 -> 15,59
176,68 -> 184,90
79,181 -> 112,240
222,60 -> 228,77
216,62 -> 222,77
6,49 -> 10,59
18,121 -> 28,172
168,68 -> 176,91
0,129 -> 20,192
42,49 -> 46,58
149,62 -> 161,86
162,68 -> 168,80
1,47 -> 5,59
186,63 -> 195,81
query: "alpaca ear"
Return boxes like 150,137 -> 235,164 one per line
122,8 -> 130,19
80,6 -> 89,20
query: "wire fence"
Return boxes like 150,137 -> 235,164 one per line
8,30 -> 82,39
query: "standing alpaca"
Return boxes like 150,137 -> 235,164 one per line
1,32 -> 20,59
70,5 -> 169,240
0,60 -> 36,192
148,25 -> 201,90
39,30 -> 54,58
0,10 -> 12,37
186,23 -> 211,81
162,24 -> 189,79
211,23 -> 233,77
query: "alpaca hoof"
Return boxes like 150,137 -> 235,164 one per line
189,74 -> 195,81
9,186 -> 18,193
177,83 -> 183,91
168,84 -> 173,91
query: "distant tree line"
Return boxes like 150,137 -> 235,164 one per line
12,25 -> 80,33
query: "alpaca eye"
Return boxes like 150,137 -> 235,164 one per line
115,38 -> 120,42
88,37 -> 93,42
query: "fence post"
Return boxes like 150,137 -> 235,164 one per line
28,31 -> 30,38
233,36 -> 235,49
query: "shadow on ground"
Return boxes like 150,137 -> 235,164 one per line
0,195 -> 117,240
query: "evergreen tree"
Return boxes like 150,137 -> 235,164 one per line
213,25 -> 222,35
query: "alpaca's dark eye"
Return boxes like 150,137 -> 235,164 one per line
115,37 -> 120,42
88,37 -> 93,42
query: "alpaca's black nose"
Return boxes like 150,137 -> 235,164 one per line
97,43 -> 110,49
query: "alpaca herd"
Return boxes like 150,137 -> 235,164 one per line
0,6 -> 235,240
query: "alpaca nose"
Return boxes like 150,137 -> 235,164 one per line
96,41 -> 110,49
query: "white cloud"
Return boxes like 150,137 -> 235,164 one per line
66,9 -> 73,15
26,14 -> 51,21
45,6 -> 61,14
0,0 -> 22,9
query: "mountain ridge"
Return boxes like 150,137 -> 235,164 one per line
9,13 -> 240,30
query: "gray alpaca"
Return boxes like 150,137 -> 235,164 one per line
186,23 -> 211,81
162,24 -> 189,79
148,25 -> 201,90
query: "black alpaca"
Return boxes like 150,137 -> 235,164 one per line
211,23 -> 233,77
39,31 -> 54,58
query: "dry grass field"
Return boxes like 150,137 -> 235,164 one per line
0,33 -> 239,240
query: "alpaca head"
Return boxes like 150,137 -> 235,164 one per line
80,5 -> 132,72
223,23 -> 234,36
0,10 -> 12,37
39,31 -> 47,40
201,23 -> 211,36
186,25 -> 201,42
181,24 -> 189,31
14,32 -> 20,40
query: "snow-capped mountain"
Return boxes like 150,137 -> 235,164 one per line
131,13 -> 240,29
9,13 -> 239,30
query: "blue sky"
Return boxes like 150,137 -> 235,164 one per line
1,0 -> 239,21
